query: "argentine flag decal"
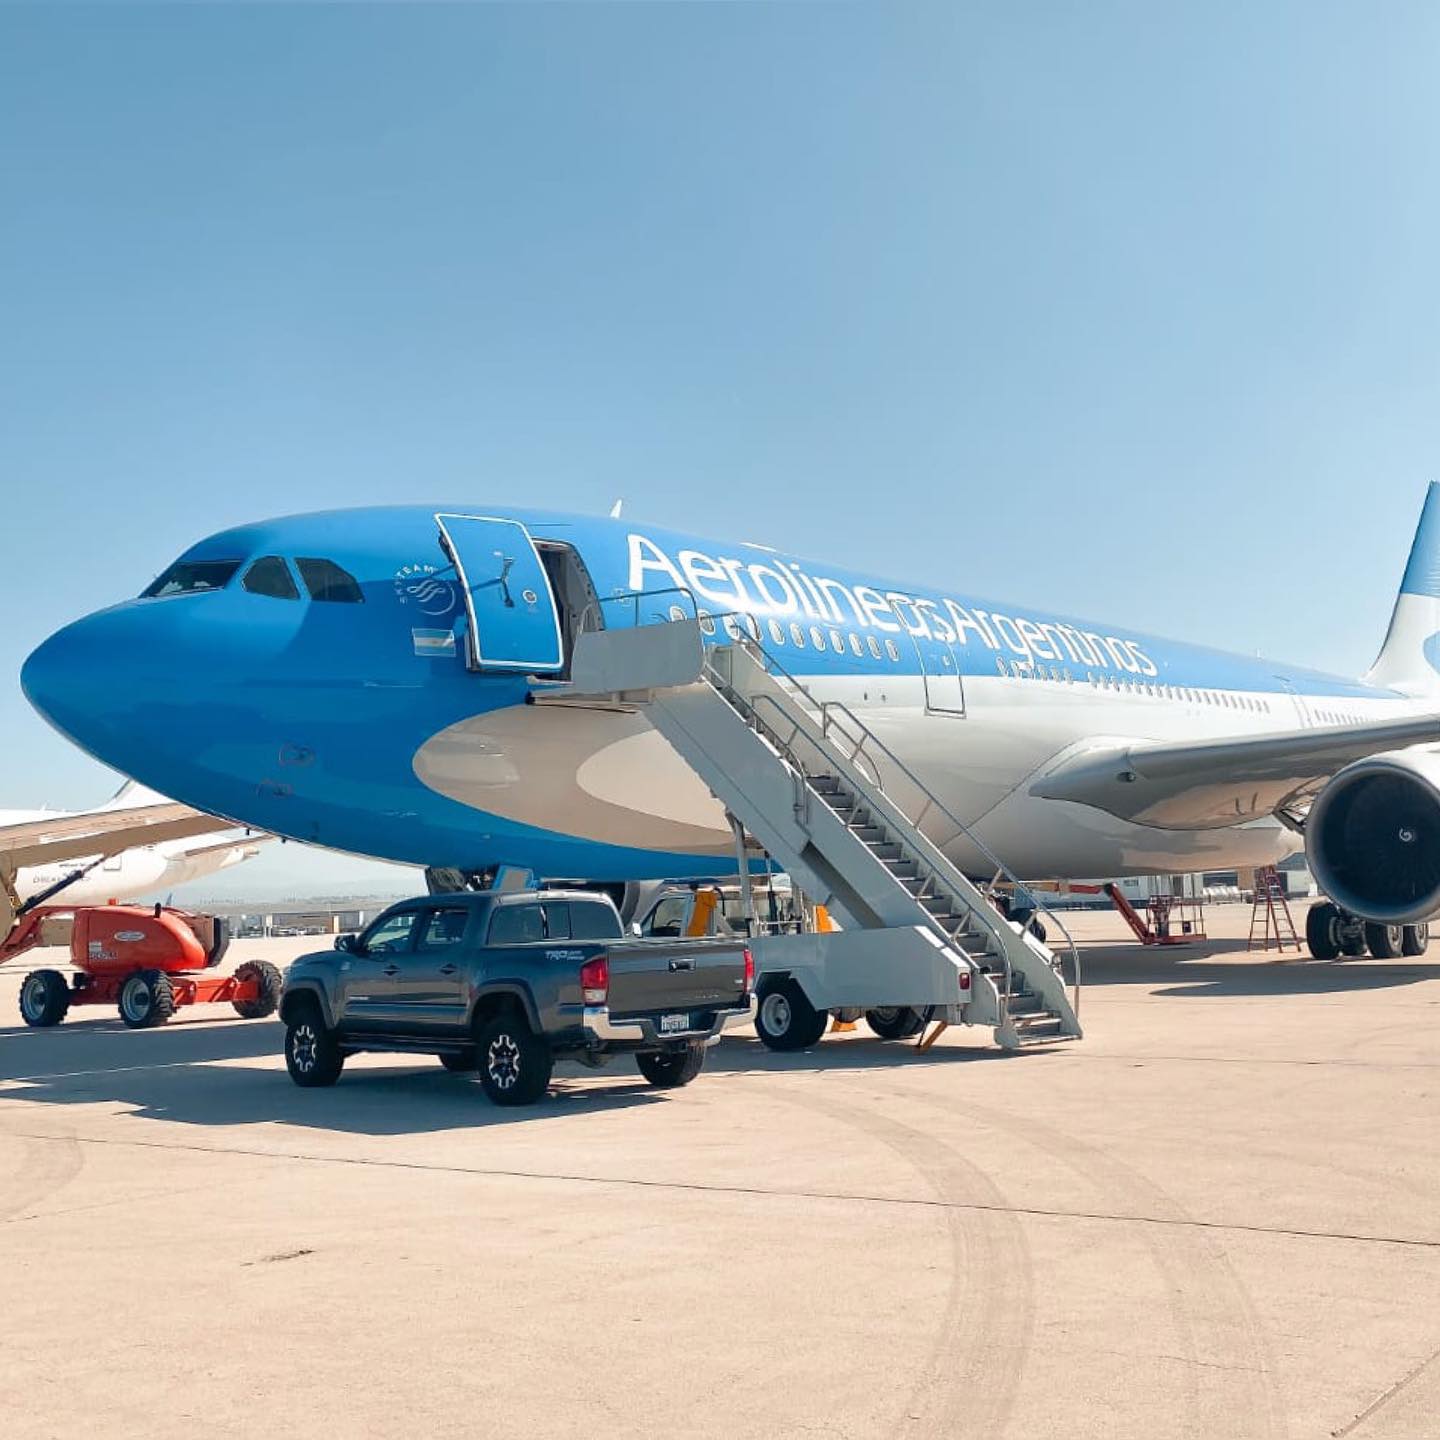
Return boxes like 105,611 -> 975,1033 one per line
412,628 -> 456,657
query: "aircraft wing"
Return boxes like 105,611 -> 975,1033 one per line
0,804 -> 233,871
1028,713 -> 1440,829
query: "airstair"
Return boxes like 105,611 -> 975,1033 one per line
542,609 -> 1081,1051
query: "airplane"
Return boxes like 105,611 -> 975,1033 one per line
18,486 -> 1440,961
0,780 -> 266,935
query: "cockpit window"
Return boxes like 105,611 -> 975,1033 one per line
241,556 -> 300,600
141,559 -> 241,598
296,557 -> 364,603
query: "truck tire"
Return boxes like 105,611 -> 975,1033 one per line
864,1006 -> 926,1040
232,960 -> 284,1019
636,1044 -> 707,1088
1306,902 -> 1342,960
1403,924 -> 1430,956
19,969 -> 69,1028
754,979 -> 828,1051
118,969 -> 175,1029
285,1009 -> 345,1087
476,1013 -> 553,1106
439,1050 -> 477,1074
1364,923 -> 1404,960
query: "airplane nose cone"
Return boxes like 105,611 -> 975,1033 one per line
22,604 -> 167,764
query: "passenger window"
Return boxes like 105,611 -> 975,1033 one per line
848,634 -> 863,658
362,911 -> 418,955
542,903 -> 572,941
242,556 -> 300,600
415,907 -> 468,949
570,902 -> 623,941
487,903 -> 544,945
768,619 -> 785,646
809,625 -> 826,649
867,635 -> 882,660
296,557 -> 364,603
885,639 -> 900,662
790,623 -> 807,648
141,559 -> 241,598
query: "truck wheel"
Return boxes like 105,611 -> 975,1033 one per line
19,969 -> 70,1028
439,1050 -> 477,1074
1306,902 -> 1342,960
865,1006 -> 926,1040
477,1014 -> 553,1106
754,980 -> 828,1051
1364,923 -> 1404,959
118,969 -> 175,1029
1403,923 -> 1430,956
285,1011 -> 345,1087
232,960 -> 284,1019
636,1044 -> 707,1088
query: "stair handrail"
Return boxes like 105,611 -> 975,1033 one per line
579,584 -> 1081,1020
733,661 -> 1080,1022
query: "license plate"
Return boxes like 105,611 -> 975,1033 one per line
659,1012 -> 690,1033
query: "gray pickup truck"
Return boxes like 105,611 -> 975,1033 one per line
278,888 -> 754,1105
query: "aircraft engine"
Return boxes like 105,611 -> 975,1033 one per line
1306,748 -> 1440,924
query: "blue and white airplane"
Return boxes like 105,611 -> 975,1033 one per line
20,486 -> 1440,956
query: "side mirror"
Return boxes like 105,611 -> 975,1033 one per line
335,933 -> 359,953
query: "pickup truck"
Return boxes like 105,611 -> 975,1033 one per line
278,888 -> 754,1106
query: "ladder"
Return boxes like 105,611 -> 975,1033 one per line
549,616 -> 1081,1049
1247,865 -> 1301,953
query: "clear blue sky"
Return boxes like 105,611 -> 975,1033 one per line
3,4 -> 1439,890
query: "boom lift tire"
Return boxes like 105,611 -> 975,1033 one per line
1306,903 -> 1342,960
19,969 -> 70,1028
476,1012 -> 553,1106
231,960 -> 283,1019
636,1044 -> 707,1088
1364,923 -> 1404,960
754,979 -> 828,1051
285,1007 -> 345,1087
1403,924 -> 1430,956
439,1050 -> 477,1073
865,1006 -> 926,1040
118,969 -> 175,1029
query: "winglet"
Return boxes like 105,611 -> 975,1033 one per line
1366,481 -> 1440,695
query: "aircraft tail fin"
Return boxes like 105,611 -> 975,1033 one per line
1365,481 -> 1440,696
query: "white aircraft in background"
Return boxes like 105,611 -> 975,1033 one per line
0,780 -> 265,933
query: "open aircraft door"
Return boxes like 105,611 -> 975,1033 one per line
435,514 -> 565,674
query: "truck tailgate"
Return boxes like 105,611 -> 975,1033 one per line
607,941 -> 746,1015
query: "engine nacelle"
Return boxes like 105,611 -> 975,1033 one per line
1306,748 -> 1440,924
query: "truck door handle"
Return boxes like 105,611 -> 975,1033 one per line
669,958 -> 695,972
383,964 -> 399,976
439,964 -> 458,976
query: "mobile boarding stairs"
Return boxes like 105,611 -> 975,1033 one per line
536,611 -> 1081,1052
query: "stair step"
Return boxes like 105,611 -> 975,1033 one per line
868,842 -> 903,860
884,859 -> 919,879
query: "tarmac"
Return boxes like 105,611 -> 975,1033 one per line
0,905 -> 1436,1440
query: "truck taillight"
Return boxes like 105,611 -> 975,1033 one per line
580,955 -> 609,1005
743,947 -> 755,992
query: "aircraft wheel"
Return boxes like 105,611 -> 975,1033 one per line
118,970 -> 175,1029
1364,923 -> 1404,960
19,969 -> 69,1028
1305,902 -> 1342,960
754,980 -> 828,1051
865,1006 -> 926,1040
1402,923 -> 1430,956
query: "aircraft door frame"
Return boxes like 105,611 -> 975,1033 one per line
912,634 -> 968,717
435,514 -> 565,674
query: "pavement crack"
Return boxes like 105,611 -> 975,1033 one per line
5,1126 -> 1438,1253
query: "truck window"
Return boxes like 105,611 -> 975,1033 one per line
644,895 -> 687,938
362,911 -> 418,955
415,907 -> 468,949
541,903 -> 571,941
569,901 -> 623,941
487,903 -> 544,945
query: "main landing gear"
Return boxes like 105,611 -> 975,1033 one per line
1305,901 -> 1429,960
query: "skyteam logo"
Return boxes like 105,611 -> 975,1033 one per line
627,533 -> 1158,676
393,562 -> 456,618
